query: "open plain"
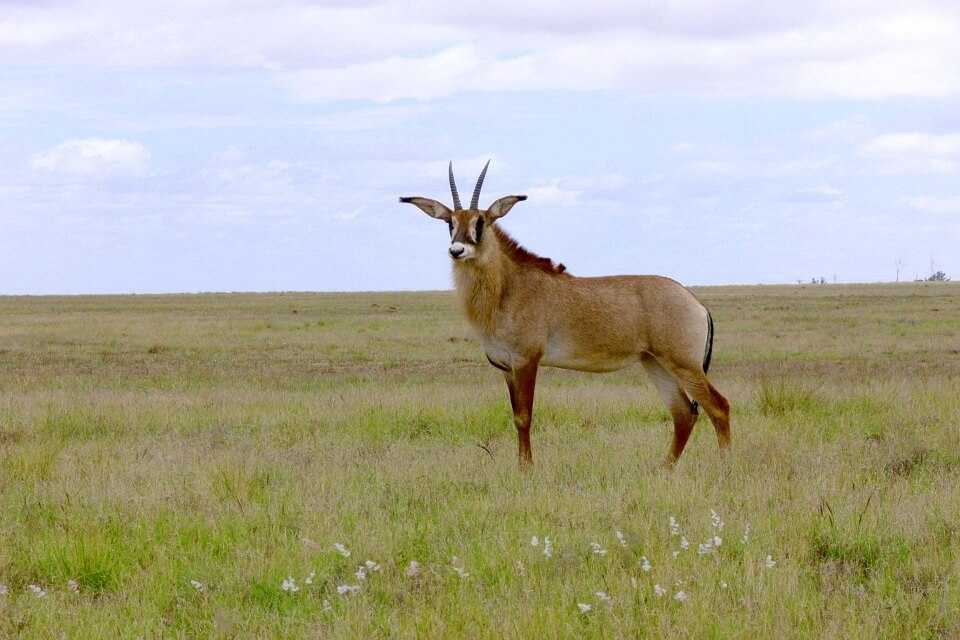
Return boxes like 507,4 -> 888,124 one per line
1,282 -> 958,638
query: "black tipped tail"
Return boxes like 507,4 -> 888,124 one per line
691,309 -> 715,416
703,308 -> 715,374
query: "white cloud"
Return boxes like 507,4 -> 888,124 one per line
524,180 -> 582,206
191,148 -> 320,217
389,156 -> 508,200
274,5 -> 960,102
767,158 -> 840,177
766,13 -> 960,99
277,46 -> 547,103
783,186 -> 844,204
685,160 -> 737,175
671,142 -> 696,155
310,104 -> 436,133
0,2 -> 445,70
415,0 -> 832,36
809,115 -> 873,142
900,194 -> 960,213
30,138 -> 150,179
0,13 -> 82,46
861,132 -> 960,156
332,206 -> 365,221
5,2 -> 958,101
859,132 -> 960,174
802,186 -> 842,196
283,22 -> 958,102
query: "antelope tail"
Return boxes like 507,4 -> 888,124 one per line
691,309 -> 715,416
703,308 -> 715,374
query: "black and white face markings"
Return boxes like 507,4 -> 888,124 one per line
447,212 -> 487,260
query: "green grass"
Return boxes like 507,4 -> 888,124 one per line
1,283 -> 959,637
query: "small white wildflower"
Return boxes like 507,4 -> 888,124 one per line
67,580 -> 80,594
577,602 -> 592,613
595,590 -> 611,602
616,530 -> 627,547
281,577 -> 299,593
630,577 -> 638,589
710,509 -> 724,530
742,523 -> 752,544
28,584 -> 47,598
516,560 -> 526,576
671,550 -> 680,559
764,555 -> 776,569
542,536 -> 553,558
451,557 -> 470,579
364,560 -> 380,572
714,535 -> 723,547
336,584 -> 361,595
321,599 -> 332,612
640,556 -> 651,572
669,516 -> 680,536
405,560 -> 422,577
674,590 -> 688,601
0,584 -> 9,596
333,543 -> 351,558
300,536 -> 322,550
720,581 -> 729,589
305,571 -> 315,586
189,579 -> 205,592
355,566 -> 367,581
531,535 -> 539,546
679,536 -> 689,550
697,538 -> 715,555
590,542 -> 607,556
654,584 -> 667,597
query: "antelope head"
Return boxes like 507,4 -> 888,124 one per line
400,160 -> 527,261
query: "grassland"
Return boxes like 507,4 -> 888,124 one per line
1,282 -> 958,638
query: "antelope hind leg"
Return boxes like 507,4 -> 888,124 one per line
666,363 -> 731,451
641,355 -> 699,466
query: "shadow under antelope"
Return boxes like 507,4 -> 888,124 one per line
400,161 -> 730,468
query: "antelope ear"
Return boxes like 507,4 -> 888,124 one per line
398,197 -> 453,221
487,195 -> 527,220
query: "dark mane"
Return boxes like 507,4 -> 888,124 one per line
493,225 -> 570,276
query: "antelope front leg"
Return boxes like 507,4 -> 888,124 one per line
506,359 -> 540,468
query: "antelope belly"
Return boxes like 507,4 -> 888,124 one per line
541,338 -> 639,373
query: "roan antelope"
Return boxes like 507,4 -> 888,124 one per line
400,161 -> 730,467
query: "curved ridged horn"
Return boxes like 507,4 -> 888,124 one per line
448,161 -> 462,210
470,159 -> 490,210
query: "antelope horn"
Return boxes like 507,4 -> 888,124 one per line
448,161 -> 462,211
470,159 -> 490,210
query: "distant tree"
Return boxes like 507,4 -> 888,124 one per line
927,270 -> 950,282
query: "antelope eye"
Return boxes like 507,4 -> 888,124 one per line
475,218 -> 485,241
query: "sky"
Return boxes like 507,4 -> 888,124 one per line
1,0 -> 959,294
